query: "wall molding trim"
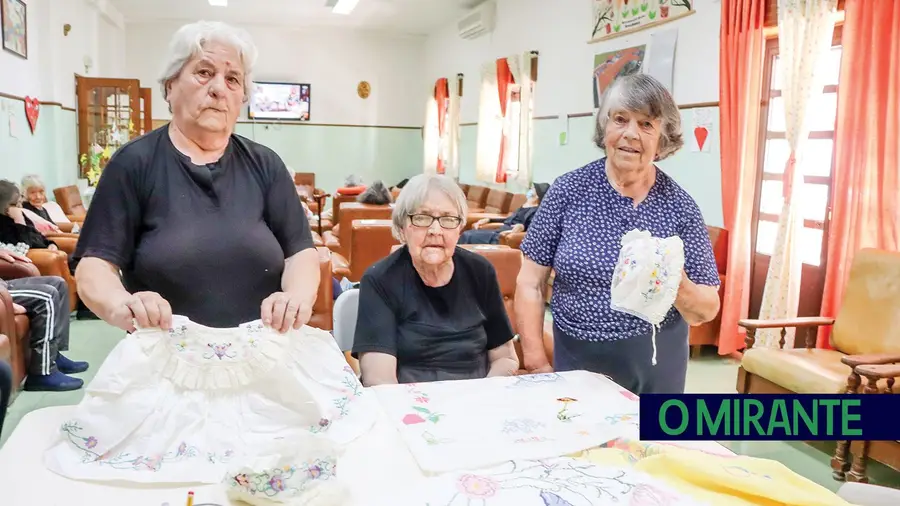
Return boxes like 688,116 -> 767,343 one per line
0,91 -> 76,111
459,101 -> 720,127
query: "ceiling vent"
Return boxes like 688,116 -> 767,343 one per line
458,1 -> 496,40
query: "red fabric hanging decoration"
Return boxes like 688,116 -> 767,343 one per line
495,58 -> 515,184
434,78 -> 449,174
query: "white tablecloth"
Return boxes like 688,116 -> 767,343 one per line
0,383 -> 732,506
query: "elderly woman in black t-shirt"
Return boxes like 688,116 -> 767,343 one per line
351,174 -> 519,386
73,21 -> 318,333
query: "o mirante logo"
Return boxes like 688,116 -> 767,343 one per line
639,394 -> 895,441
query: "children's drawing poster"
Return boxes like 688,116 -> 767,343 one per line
591,0 -> 696,43
371,371 -> 639,474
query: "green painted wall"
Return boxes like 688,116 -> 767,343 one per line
0,98 -> 78,193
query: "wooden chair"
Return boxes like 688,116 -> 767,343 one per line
735,248 -> 900,483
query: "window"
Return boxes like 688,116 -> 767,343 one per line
754,37 -> 842,267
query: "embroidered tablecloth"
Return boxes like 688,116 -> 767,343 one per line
371,370 -> 640,473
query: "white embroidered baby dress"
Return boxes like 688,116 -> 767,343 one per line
43,316 -> 377,504
610,229 -> 685,365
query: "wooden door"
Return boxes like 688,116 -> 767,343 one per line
139,87 -> 153,135
75,76 -> 141,180
748,30 -> 843,346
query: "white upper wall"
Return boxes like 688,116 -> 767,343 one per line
423,0 -> 721,123
0,0 -> 128,108
125,23 -> 427,127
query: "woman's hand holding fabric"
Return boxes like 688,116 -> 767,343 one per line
261,291 -> 312,333
108,291 -> 173,333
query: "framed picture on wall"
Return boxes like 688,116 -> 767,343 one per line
1,0 -> 27,59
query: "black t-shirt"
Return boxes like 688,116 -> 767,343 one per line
73,125 -> 314,327
351,245 -> 515,384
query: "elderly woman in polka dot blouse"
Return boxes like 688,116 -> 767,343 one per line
514,73 -> 720,395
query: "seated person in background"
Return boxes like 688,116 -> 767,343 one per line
19,174 -> 72,233
458,182 -> 550,245
1,250 -> 89,391
356,180 -> 393,205
0,180 -> 60,253
352,173 -> 519,386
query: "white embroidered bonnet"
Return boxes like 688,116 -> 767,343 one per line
610,229 -> 685,365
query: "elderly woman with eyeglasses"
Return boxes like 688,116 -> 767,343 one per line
351,174 -> 519,386
515,73 -> 721,396
72,21 -> 318,333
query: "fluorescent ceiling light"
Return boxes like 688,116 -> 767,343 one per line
208,0 -> 227,6
332,0 -> 359,15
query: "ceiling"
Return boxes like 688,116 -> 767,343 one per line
106,0 -> 485,35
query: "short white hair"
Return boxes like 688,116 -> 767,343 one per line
20,174 -> 45,192
391,174 -> 468,242
158,21 -> 258,104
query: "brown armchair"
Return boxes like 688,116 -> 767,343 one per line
735,248 -> 900,484
25,249 -> 78,312
458,244 -> 554,370
348,220 -> 399,282
687,226 -> 729,356
307,247 -> 335,331
323,202 -> 393,260
52,186 -> 87,223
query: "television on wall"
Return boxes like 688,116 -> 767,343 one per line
248,81 -> 311,121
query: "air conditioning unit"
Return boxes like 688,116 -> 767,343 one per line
457,1 -> 496,40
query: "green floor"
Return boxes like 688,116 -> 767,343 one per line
2,319 -> 899,493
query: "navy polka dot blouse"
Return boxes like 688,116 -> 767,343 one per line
520,157 -> 721,342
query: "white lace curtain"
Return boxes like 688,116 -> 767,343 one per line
755,0 -> 837,348
475,51 -> 537,186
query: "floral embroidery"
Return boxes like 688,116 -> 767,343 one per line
507,372 -> 563,388
456,474 -> 499,498
514,435 -> 552,444
307,367 -> 364,434
169,326 -> 189,351
61,421 -> 201,471
605,413 -> 638,426
204,342 -> 236,360
421,431 -> 453,445
501,418 -> 545,435
228,458 -> 337,498
556,397 -> 580,422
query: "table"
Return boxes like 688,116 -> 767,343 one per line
0,381 -> 733,506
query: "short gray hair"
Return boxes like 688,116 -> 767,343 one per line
391,174 -> 468,242
158,21 -> 258,104
594,73 -> 683,160
20,174 -> 45,192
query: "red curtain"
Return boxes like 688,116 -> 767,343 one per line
434,78 -> 449,175
495,58 -> 515,184
717,0 -> 766,355
817,0 -> 900,348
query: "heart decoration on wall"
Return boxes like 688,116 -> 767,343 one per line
24,96 -> 40,133
693,126 -> 709,152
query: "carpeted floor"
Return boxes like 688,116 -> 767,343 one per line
2,319 -> 899,492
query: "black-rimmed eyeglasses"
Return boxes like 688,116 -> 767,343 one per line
408,214 -> 462,229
